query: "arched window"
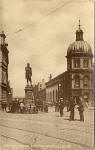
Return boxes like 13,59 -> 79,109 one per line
50,92 -> 52,101
83,59 -> 89,68
91,59 -> 93,67
56,90 -> 58,101
83,76 -> 89,87
53,90 -> 54,102
47,91 -> 49,99
74,75 -> 80,88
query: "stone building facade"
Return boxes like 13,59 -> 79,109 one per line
46,72 -> 64,104
0,31 -> 9,105
45,21 -> 93,106
66,21 -> 93,106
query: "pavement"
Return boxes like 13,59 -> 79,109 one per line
0,107 -> 94,150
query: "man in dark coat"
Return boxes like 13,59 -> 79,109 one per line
78,97 -> 84,122
55,101 -> 59,112
69,96 -> 75,121
59,98 -> 64,117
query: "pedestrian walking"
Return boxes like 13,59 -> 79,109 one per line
20,102 -> 25,113
66,99 -> 70,112
59,98 -> 64,117
55,101 -> 59,112
69,96 -> 75,121
6,105 -> 10,113
44,103 -> 48,113
78,97 -> 84,122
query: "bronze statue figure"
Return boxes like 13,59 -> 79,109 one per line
25,63 -> 32,85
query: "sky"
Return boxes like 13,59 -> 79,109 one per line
0,0 -> 94,97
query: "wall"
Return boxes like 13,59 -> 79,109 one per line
46,84 -> 58,104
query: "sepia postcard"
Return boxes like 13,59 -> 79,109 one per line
0,0 -> 94,150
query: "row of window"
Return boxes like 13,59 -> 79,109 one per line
68,59 -> 92,69
74,75 -> 90,88
74,59 -> 90,68
47,90 -> 58,102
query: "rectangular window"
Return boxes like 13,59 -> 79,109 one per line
74,59 -> 80,68
83,59 -> 89,68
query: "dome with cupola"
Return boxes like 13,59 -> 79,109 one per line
67,20 -> 93,57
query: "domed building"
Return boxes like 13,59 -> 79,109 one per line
66,20 -> 93,106
36,21 -> 93,107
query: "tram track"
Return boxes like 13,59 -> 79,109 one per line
0,117 -> 93,134
0,123 -> 93,149
0,111 -> 94,128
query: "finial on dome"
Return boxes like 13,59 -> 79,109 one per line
76,19 -> 83,41
79,18 -> 80,29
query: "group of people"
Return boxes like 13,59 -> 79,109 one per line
56,96 -> 84,122
1,95 -> 84,121
1,100 -> 48,114
69,96 -> 84,121
1,101 -> 26,113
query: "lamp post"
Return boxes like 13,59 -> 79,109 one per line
58,83 -> 62,101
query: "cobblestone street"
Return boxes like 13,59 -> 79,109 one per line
0,107 -> 94,150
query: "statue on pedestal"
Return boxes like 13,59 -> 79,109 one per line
24,63 -> 37,113
25,63 -> 32,85
25,63 -> 33,100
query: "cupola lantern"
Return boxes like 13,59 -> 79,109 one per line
76,19 -> 83,41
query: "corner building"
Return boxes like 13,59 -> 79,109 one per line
66,22 -> 93,106
45,22 -> 93,106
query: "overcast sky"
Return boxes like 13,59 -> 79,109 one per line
1,0 -> 94,97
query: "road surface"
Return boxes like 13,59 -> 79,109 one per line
0,107 -> 94,150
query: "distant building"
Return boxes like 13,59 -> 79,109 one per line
0,31 -> 9,106
34,79 -> 46,104
13,97 -> 25,103
38,79 -> 46,91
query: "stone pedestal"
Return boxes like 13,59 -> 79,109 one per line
24,85 -> 34,107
